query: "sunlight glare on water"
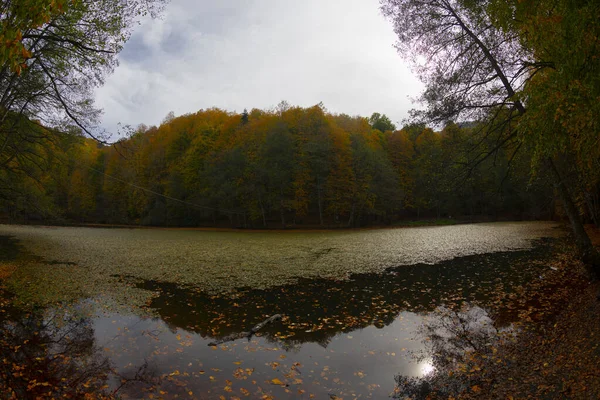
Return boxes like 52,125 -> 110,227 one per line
420,360 -> 436,376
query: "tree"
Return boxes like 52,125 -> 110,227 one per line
369,112 -> 396,132
325,126 -> 355,225
241,109 -> 249,125
260,121 -> 295,228
1,0 -> 166,137
380,0 -> 600,276
489,0 -> 600,225
0,0 -> 166,211
387,128 -> 415,211
0,0 -> 70,74
294,105 -> 334,225
413,128 -> 444,217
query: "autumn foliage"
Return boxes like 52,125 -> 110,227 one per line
0,105 -> 556,228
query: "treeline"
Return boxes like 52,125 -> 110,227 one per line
1,105 -> 554,228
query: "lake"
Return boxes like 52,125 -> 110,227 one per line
0,222 -> 562,399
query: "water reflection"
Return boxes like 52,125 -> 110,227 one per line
0,235 -> 21,262
0,295 -> 174,399
91,308 -> 425,399
96,241 -> 554,398
392,305 -> 510,400
125,239 -> 552,347
0,294 -> 111,398
419,361 -> 435,376
1,238 -> 556,399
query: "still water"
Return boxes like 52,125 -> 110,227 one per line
0,222 -> 562,398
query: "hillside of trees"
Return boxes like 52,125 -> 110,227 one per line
1,105 -> 555,228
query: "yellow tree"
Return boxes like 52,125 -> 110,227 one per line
387,129 -> 415,210
325,126 -> 355,225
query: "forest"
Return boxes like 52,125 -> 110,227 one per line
0,105 -> 555,228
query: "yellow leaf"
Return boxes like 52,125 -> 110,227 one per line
271,378 -> 284,385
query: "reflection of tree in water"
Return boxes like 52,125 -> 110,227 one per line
393,305 -> 509,399
0,234 -> 162,398
0,292 -> 157,399
0,236 -> 21,262
132,241 -> 552,347
0,297 -> 110,398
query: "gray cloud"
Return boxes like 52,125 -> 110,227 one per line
118,35 -> 152,64
95,0 -> 423,137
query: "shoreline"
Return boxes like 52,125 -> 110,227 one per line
0,218 -> 557,234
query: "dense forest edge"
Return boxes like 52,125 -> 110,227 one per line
0,106 -> 560,229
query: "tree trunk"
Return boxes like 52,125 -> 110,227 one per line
584,191 -> 599,227
548,158 -> 600,279
258,192 -> 266,227
317,178 -> 324,226
348,202 -> 356,227
279,198 -> 286,229
207,314 -> 282,347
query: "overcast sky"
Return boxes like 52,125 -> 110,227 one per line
94,0 -> 423,137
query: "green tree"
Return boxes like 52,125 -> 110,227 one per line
295,105 -> 334,225
241,109 -> 249,125
413,128 -> 443,217
369,112 -> 396,132
260,122 -> 296,228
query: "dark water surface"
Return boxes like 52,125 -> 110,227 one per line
0,224 -> 561,399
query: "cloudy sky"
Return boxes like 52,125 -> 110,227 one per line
94,0 -> 423,136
